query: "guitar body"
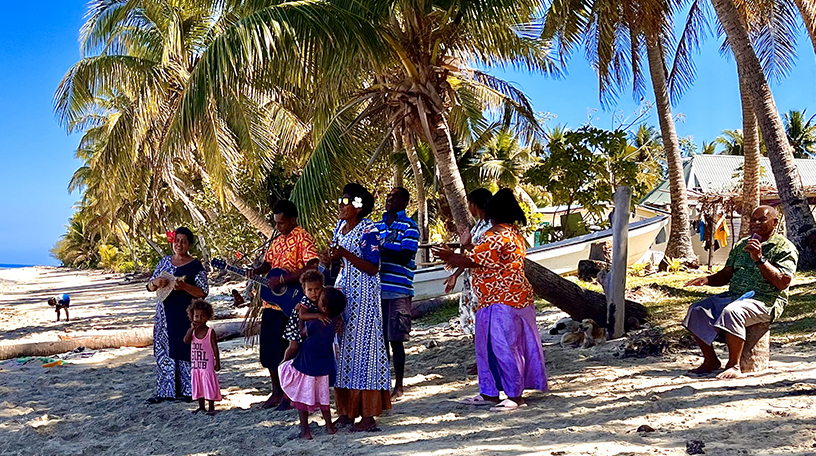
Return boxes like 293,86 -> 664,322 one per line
259,268 -> 303,316
210,259 -> 302,317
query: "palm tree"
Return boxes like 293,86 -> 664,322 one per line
174,0 -> 556,238
783,110 -> 816,158
56,0 -> 279,240
716,129 -> 745,155
711,0 -> 816,268
543,0 -> 700,265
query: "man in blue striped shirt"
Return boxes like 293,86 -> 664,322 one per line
376,187 -> 420,400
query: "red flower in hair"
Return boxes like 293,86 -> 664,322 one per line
166,231 -> 176,243
234,251 -> 243,259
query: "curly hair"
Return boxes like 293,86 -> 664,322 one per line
187,299 -> 214,321
299,269 -> 325,286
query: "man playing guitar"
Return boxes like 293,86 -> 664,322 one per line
247,200 -> 319,409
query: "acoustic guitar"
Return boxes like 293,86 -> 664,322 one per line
211,258 -> 302,316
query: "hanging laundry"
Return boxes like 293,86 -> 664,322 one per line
714,215 -> 729,248
698,218 -> 705,242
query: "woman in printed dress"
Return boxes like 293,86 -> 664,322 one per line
443,188 -> 492,336
434,189 -> 547,411
324,183 -> 391,431
145,227 -> 208,403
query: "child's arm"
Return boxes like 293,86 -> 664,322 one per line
183,323 -> 195,344
209,328 -> 221,371
283,340 -> 298,361
300,311 -> 331,324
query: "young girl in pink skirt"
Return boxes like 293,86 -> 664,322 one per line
184,300 -> 221,415
278,287 -> 346,439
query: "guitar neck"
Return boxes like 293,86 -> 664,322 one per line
223,264 -> 270,289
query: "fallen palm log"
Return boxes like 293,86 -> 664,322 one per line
0,320 -> 255,360
524,259 -> 648,330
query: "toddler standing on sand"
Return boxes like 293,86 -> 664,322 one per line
183,300 -> 221,415
278,287 -> 346,439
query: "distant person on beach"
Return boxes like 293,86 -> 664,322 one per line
47,293 -> 70,321
444,188 -> 493,336
145,227 -> 209,404
278,287 -> 346,439
278,269 -> 327,410
434,189 -> 548,411
322,183 -> 391,432
247,200 -> 319,409
375,187 -> 419,400
183,299 -> 221,415
683,205 -> 797,379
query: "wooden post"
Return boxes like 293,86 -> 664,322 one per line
607,186 -> 631,339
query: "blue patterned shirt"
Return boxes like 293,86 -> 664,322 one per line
376,211 -> 419,297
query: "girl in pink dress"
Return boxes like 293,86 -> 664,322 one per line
278,287 -> 346,439
184,300 -> 222,415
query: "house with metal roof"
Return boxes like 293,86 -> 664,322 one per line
640,154 -> 816,209
641,154 -> 816,264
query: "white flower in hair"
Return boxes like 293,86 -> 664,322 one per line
352,197 -> 364,209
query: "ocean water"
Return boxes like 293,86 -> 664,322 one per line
0,263 -> 34,269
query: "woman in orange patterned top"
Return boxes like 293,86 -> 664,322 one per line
433,189 -> 547,411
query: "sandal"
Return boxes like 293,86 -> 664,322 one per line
457,394 -> 497,406
490,399 -> 527,411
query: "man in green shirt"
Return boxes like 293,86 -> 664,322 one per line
683,206 -> 798,379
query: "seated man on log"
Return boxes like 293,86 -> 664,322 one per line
683,205 -> 797,379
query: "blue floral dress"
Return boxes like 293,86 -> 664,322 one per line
332,219 -> 390,391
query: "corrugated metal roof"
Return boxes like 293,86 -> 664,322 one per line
640,155 -> 816,207
688,155 -> 816,192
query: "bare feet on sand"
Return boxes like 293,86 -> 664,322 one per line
326,423 -> 337,435
390,387 -> 404,401
299,430 -> 313,440
689,360 -> 721,375
716,365 -> 742,380
333,416 -> 354,427
261,394 -> 283,409
350,417 -> 377,432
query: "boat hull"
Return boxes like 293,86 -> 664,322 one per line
411,215 -> 669,301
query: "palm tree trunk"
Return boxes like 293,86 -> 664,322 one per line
740,74 -> 761,238
138,228 -> 166,256
414,104 -> 472,233
712,0 -> 816,268
223,188 -> 276,239
117,221 -> 140,268
393,162 -> 405,188
645,37 -> 698,265
191,162 -> 276,239
793,0 -> 816,56
404,134 -> 430,263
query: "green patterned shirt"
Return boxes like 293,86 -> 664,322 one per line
726,233 -> 798,320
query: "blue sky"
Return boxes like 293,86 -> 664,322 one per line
0,1 -> 814,266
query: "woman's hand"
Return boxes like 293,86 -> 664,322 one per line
173,279 -> 187,291
458,225 -> 472,248
431,244 -> 453,262
214,360 -> 221,371
153,277 -> 169,289
329,245 -> 350,260
444,274 -> 459,294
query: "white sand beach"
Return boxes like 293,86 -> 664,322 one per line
2,266 -> 816,456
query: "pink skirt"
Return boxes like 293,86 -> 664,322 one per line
278,360 -> 330,412
191,368 -> 222,401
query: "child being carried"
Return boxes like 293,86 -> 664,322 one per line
278,287 -> 346,439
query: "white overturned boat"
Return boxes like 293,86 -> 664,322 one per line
412,215 -> 669,301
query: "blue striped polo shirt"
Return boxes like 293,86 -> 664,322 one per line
376,211 -> 420,297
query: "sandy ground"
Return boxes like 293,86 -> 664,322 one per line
2,266 -> 816,456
